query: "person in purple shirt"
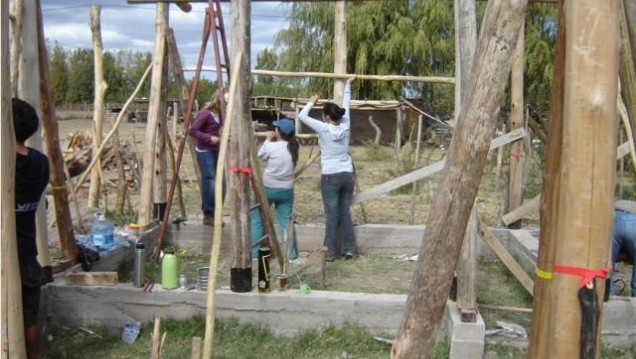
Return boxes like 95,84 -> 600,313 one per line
189,90 -> 224,226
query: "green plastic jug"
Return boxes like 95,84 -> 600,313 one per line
161,250 -> 178,290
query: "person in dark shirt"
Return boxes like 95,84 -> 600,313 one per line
13,98 -> 50,359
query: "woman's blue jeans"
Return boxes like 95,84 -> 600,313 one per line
321,172 -> 356,260
251,187 -> 297,260
196,150 -> 224,214
611,209 -> 636,296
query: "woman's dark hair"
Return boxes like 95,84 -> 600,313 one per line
12,98 -> 39,143
279,131 -> 299,168
322,102 -> 346,123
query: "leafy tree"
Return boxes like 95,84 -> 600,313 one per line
103,51 -> 127,102
49,42 -> 69,105
65,48 -> 94,103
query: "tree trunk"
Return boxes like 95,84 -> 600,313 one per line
507,19 -> 525,229
89,5 -> 107,209
37,0 -> 77,261
620,0 -> 636,149
543,2 -> 619,358
139,3 -> 169,226
390,1 -> 528,358
333,0 -> 347,105
228,0 -> 252,291
2,2 -> 28,355
110,113 -> 127,216
152,6 -> 169,222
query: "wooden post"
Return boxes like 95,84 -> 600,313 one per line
139,3 -> 169,226
333,0 -> 347,105
152,6 -> 169,222
408,115 -> 423,225
390,1 -> 527,357
368,115 -> 381,145
37,0 -> 77,261
9,0 -> 23,96
166,28 -> 201,183
394,108 -> 403,152
15,0 -> 51,270
89,5 -> 107,209
2,1 -> 28,355
165,131 -> 186,219
543,2 -> 619,358
507,18 -> 525,229
109,113 -> 128,216
454,0 -> 478,320
190,337 -> 201,359
457,208 -> 478,321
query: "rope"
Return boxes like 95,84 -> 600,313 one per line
228,166 -> 253,186
552,265 -> 610,288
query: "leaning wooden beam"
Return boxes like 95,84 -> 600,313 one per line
73,64 -> 153,195
37,0 -> 78,261
391,1 -> 528,357
354,128 -> 528,204
478,220 -> 534,295
202,53 -> 242,359
2,1 -> 27,354
618,97 -> 636,167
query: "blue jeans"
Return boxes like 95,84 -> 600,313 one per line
196,151 -> 225,214
321,172 -> 356,259
611,209 -> 636,297
251,187 -> 297,260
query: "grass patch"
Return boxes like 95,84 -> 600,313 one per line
44,317 -> 394,359
364,143 -> 393,162
477,257 -> 533,308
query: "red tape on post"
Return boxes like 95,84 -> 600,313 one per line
228,166 -> 253,186
552,265 -> 610,288
510,151 -> 522,160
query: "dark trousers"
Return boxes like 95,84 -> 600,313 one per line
321,172 -> 356,259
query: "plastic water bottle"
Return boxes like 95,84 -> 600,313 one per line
90,212 -> 115,251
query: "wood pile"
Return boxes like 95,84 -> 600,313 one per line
63,131 -> 141,187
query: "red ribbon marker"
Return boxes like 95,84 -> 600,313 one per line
552,265 -> 610,288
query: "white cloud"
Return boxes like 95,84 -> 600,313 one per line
42,0 -> 289,70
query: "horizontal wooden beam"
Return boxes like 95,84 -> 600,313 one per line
353,128 -> 528,204
129,0 -> 557,3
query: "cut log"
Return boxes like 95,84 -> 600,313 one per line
65,272 -> 118,286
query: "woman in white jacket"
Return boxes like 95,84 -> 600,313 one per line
299,78 -> 356,262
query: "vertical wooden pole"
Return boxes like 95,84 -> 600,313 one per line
527,4 -> 565,357
152,6 -> 169,222
333,0 -> 347,105
111,112 -> 127,216
544,2 -> 619,358
394,108 -> 403,152
390,1 -> 528,358
139,3 -> 168,226
37,0 -> 77,261
408,115 -> 423,225
454,0 -> 478,320
16,0 -> 50,270
9,0 -> 23,97
2,1 -> 28,356
507,19 -> 525,229
89,5 -> 107,209
228,0 -> 253,292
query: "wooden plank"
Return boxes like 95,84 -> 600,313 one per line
353,128 -> 528,204
129,0 -> 557,3
457,208 -> 478,320
477,220 -> 534,295
65,272 -> 119,286
502,194 -> 540,225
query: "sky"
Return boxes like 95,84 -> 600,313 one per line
42,1 -> 290,71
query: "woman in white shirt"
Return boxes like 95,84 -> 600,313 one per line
251,118 -> 299,260
298,78 -> 356,262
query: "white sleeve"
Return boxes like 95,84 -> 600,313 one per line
299,102 -> 328,133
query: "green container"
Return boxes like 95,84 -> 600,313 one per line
161,252 -> 179,290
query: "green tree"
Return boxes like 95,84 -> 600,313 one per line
65,48 -> 94,103
49,42 -> 69,105
103,51 -> 127,102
